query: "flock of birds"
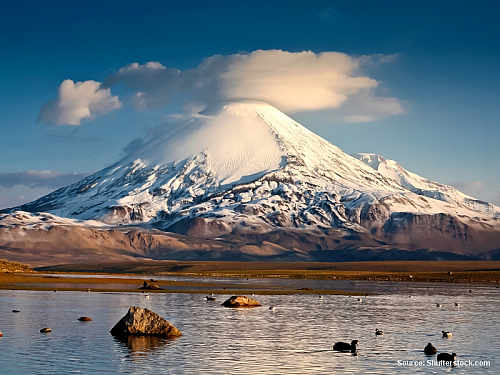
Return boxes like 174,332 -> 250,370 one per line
268,295 -> 461,364
202,291 -> 462,364
331,329 -> 456,363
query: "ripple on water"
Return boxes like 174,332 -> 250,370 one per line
0,281 -> 498,374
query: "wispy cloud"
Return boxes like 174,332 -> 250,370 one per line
38,79 -> 121,125
313,7 -> 341,23
39,50 -> 404,125
0,170 -> 89,189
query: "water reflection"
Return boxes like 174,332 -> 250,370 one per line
113,335 -> 177,356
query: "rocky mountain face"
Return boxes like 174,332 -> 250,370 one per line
2,101 -> 499,266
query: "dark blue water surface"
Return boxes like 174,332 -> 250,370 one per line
0,278 -> 498,374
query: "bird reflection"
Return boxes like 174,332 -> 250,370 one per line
113,335 -> 177,357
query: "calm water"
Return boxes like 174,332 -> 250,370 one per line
0,278 -> 498,374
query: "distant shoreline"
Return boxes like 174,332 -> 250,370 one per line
33,260 -> 500,283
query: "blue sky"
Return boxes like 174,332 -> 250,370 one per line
1,0 -> 499,209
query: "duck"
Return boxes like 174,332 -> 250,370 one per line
206,296 -> 216,301
437,352 -> 457,363
455,302 -> 460,306
436,303 -> 442,308
375,329 -> 384,335
144,294 -> 150,299
40,328 -> 52,333
357,298 -> 362,302
424,343 -> 437,355
333,340 -> 358,353
442,331 -> 452,338
269,305 -> 276,310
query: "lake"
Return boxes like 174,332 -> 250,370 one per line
0,277 -> 498,374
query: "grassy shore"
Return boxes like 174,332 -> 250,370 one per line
1,260 -> 499,295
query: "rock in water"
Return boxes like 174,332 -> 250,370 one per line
222,295 -> 262,308
78,316 -> 92,321
110,306 -> 181,338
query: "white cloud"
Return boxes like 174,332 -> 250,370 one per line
38,79 -> 121,125
219,50 -> 378,113
40,50 -> 404,125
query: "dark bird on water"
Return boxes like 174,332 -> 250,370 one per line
424,343 -> 436,355
437,352 -> 457,363
375,329 -> 384,335
442,331 -> 452,338
333,340 -> 358,353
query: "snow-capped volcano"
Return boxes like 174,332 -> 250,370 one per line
12,101 -> 410,225
2,101 -> 500,264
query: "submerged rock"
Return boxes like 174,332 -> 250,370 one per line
110,306 -> 181,338
222,295 -> 262,308
40,328 -> 52,333
78,316 -> 92,321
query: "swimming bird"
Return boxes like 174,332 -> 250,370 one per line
206,296 -> 216,301
375,329 -> 384,335
455,303 -> 460,306
424,343 -> 436,355
409,295 -> 412,298
442,331 -> 452,338
333,340 -> 358,353
319,295 -> 323,299
436,304 -> 442,307
40,328 -> 52,333
357,298 -> 362,302
144,294 -> 150,299
437,352 -> 457,363
269,305 -> 276,310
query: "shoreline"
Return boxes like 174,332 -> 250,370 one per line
1,260 -> 500,293
36,260 -> 500,284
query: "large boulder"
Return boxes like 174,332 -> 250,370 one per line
222,295 -> 262,308
110,306 -> 181,338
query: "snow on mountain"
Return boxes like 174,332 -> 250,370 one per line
3,101 -> 500,259
352,153 -> 500,217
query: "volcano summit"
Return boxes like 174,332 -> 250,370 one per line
2,101 -> 500,265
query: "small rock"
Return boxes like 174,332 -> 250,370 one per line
222,295 -> 262,308
40,328 -> 52,333
110,306 -> 181,338
78,316 -> 92,321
